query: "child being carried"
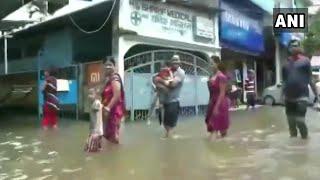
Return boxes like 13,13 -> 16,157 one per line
147,61 -> 173,125
153,61 -> 174,94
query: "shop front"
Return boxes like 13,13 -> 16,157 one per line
114,0 -> 220,120
220,1 -> 265,102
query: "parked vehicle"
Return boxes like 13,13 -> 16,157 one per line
262,83 -> 316,106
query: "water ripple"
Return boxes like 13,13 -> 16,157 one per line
36,159 -> 52,165
0,157 -> 10,162
0,142 -> 10,146
41,168 -> 52,173
31,141 -> 42,146
34,175 -> 53,180
12,175 -> 28,180
48,151 -> 58,157
62,168 -> 83,173
0,173 -> 9,180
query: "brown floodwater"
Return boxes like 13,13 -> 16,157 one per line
1,107 -> 320,180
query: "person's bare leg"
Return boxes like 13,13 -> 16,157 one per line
42,126 -> 49,130
221,131 -> 227,138
53,124 -> 58,130
208,132 -> 214,141
164,126 -> 172,138
147,94 -> 158,125
209,132 -> 218,141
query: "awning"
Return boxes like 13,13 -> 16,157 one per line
0,0 -> 22,20
0,0 -> 114,38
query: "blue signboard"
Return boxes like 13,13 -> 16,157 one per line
220,2 -> 265,54
279,32 -> 304,47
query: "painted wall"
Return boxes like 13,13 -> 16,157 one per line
0,73 -> 37,108
0,28 -> 74,109
40,28 -> 73,69
0,28 -> 73,75
72,27 -> 112,62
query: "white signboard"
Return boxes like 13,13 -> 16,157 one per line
195,16 -> 214,39
57,79 -> 70,92
311,56 -> 320,67
119,0 -> 215,47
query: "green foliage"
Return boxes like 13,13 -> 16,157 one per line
303,11 -> 320,56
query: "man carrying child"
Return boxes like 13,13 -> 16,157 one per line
153,55 -> 185,138
147,61 -> 173,125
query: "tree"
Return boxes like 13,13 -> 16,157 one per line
303,10 -> 320,56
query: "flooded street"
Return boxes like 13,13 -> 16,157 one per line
1,107 -> 320,180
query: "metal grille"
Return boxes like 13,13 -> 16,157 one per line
124,50 -> 210,121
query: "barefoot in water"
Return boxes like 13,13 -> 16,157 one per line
147,120 -> 151,126
42,126 -> 49,130
209,133 -> 218,141
208,133 -> 213,141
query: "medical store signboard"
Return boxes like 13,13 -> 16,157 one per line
119,0 -> 215,47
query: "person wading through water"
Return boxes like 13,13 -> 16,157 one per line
282,40 -> 319,139
156,55 -> 185,138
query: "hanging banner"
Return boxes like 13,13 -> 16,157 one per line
119,0 -> 216,47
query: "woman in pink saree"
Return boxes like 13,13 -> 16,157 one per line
205,58 -> 230,141
102,57 -> 125,144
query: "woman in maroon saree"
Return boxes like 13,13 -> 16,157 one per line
102,57 -> 125,144
205,59 -> 230,141
42,70 -> 59,130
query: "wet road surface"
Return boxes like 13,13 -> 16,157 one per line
1,107 -> 320,180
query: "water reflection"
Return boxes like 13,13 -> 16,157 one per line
0,107 -> 319,179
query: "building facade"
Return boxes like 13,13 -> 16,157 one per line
0,0 -> 220,120
219,0 -> 266,101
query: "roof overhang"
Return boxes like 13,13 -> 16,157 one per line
166,0 -> 219,11
1,0 -> 114,38
0,2 -> 49,31
0,0 -> 22,20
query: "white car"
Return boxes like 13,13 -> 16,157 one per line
262,83 -> 316,106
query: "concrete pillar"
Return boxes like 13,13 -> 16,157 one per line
3,32 -> 8,75
111,0 -> 124,80
275,36 -> 282,84
242,61 -> 248,102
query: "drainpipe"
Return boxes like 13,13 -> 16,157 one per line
4,32 -> 8,75
274,0 -> 282,85
274,37 -> 281,84
3,32 -> 13,75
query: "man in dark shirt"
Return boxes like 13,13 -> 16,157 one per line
282,41 -> 318,139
